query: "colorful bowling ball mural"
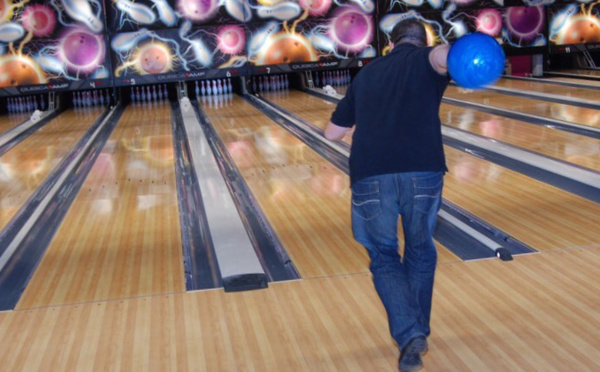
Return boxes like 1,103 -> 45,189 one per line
247,0 -> 376,67
0,0 -> 109,89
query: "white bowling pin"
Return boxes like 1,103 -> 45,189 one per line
0,22 -> 25,43
256,2 -> 301,21
61,0 -> 103,32
115,0 -> 157,25
149,0 -> 177,27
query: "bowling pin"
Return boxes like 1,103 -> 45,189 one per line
131,87 -> 135,102
201,81 -> 206,96
115,0 -> 156,25
149,0 -> 177,27
217,80 -> 223,95
212,80 -> 218,96
147,86 -> 151,101
227,78 -> 232,94
195,81 -> 200,98
141,86 -> 146,102
61,0 -> 103,33
256,1 -> 301,21
93,90 -> 99,106
153,85 -> 158,101
0,22 -> 25,43
163,84 -> 168,100
207,81 -> 212,95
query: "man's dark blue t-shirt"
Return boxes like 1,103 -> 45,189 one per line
330,44 -> 449,185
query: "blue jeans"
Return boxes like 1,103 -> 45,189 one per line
351,171 -> 443,349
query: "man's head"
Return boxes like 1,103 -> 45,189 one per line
391,19 -> 427,47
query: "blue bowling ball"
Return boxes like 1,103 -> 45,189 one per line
447,33 -> 505,89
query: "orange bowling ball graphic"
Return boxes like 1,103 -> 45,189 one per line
0,55 -> 47,88
257,33 -> 318,65
557,15 -> 600,45
139,44 -> 170,74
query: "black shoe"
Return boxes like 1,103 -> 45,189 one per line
398,337 -> 428,372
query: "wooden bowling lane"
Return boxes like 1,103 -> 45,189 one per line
202,95 -> 460,278
16,103 -> 185,310
1,108 -> 105,233
556,69 -> 600,78
444,85 -> 600,129
545,76 -> 600,87
493,77 -> 600,103
0,113 -> 29,136
438,104 -> 600,172
1,247 -> 598,370
265,90 -> 600,252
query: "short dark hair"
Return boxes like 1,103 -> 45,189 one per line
391,19 -> 427,47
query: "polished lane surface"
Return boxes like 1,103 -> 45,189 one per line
0,113 -> 30,136
546,76 -> 600,87
444,85 -> 600,130
17,103 -> 185,309
553,69 -> 600,78
201,94 -> 460,278
264,90 -> 600,252
0,108 -> 105,232
492,77 -> 600,103
438,105 -> 600,172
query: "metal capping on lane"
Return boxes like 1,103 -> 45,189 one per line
0,109 -> 60,157
180,97 -> 274,292
249,92 -> 521,261
442,127 -> 600,204
171,100 -> 223,291
0,105 -> 124,311
463,82 -> 600,110
442,96 -> 600,140
502,75 -> 600,91
190,99 -> 299,284
545,71 -> 600,82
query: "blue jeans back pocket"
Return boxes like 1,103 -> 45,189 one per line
352,179 -> 382,220
412,173 -> 443,214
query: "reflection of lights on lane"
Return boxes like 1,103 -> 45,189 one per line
0,55 -> 47,88
550,104 -> 600,126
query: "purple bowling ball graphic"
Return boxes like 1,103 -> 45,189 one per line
329,6 -> 373,53
505,6 -> 545,42
58,27 -> 105,74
